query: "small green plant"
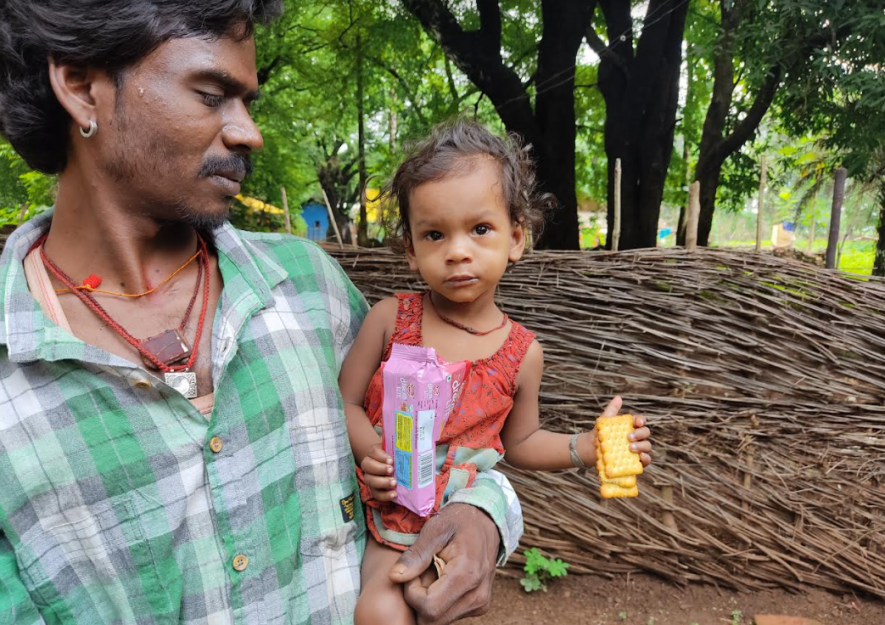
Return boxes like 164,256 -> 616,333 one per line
519,547 -> 569,593
618,611 -> 627,621
731,609 -> 742,625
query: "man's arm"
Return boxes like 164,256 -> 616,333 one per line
447,470 -> 523,565
328,257 -> 370,373
0,531 -> 46,625
387,472 -> 524,625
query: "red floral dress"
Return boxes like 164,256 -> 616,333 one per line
357,293 -> 536,550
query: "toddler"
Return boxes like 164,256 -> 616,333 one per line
338,120 -> 653,624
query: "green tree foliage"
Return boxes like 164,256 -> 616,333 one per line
0,141 -> 54,227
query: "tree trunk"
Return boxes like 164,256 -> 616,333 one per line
531,0 -> 586,249
598,0 -> 689,249
317,161 -> 355,245
389,88 -> 398,153
874,180 -> 885,277
401,0 -> 588,249
356,35 -> 369,247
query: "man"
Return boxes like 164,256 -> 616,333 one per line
0,2 -> 522,623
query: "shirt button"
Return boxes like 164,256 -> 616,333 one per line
208,437 -> 223,453
232,554 -> 249,572
133,379 -> 152,390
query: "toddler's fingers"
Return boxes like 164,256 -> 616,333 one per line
364,473 -> 397,491
369,446 -> 392,464
600,396 -> 622,419
632,414 -> 646,428
629,426 -> 651,442
371,487 -> 398,502
630,440 -> 652,454
362,456 -> 393,476
640,452 -> 652,467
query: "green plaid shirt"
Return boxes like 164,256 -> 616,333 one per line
0,212 -> 522,625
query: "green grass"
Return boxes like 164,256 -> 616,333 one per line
715,238 -> 875,276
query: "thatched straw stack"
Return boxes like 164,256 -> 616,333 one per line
328,246 -> 885,599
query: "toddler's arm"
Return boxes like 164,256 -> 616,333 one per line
501,340 -> 652,471
339,297 -> 398,500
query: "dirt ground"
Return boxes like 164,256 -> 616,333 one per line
462,573 -> 884,625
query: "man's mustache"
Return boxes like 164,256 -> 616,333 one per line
198,154 -> 253,182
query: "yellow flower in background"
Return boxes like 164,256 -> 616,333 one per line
365,188 -> 382,223
235,194 -> 284,215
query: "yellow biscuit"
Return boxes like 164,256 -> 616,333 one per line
600,482 -> 639,498
595,437 -> 637,488
596,414 -> 643,478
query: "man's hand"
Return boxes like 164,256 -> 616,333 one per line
388,503 -> 499,625
361,444 -> 397,502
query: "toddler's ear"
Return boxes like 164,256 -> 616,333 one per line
405,237 -> 419,271
509,221 -> 527,263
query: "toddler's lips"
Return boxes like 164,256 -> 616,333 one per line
445,275 -> 478,287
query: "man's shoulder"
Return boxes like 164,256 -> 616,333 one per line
235,229 -> 343,279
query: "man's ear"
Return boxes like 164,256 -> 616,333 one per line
508,221 -> 527,263
47,58 -> 107,136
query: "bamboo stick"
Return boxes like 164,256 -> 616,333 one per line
280,186 -> 291,235
320,185 -> 344,248
612,159 -> 622,252
756,155 -> 767,253
685,182 -> 700,251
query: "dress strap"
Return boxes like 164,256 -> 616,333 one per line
383,293 -> 424,359
498,320 -> 537,396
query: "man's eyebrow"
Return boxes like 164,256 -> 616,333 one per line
192,69 -> 261,102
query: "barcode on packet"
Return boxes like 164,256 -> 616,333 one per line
418,451 -> 434,488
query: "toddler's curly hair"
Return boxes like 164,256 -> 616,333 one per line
383,119 -> 553,251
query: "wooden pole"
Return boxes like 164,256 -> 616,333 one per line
825,167 -> 848,269
280,186 -> 292,235
685,181 -> 700,251
658,450 -> 677,531
612,159 -> 622,251
755,155 -> 767,254
18,203 -> 28,225
807,218 -> 815,252
319,185 -> 344,248
741,448 -> 755,514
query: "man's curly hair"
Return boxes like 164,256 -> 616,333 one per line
0,0 -> 283,174
384,119 -> 553,251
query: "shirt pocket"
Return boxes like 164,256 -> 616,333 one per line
290,421 -> 365,553
292,421 -> 365,619
17,494 -> 169,621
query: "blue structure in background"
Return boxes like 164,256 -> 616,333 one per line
302,202 -> 329,241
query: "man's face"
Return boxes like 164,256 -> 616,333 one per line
98,31 -> 263,229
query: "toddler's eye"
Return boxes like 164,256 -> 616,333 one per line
426,231 -> 443,242
474,224 -> 491,235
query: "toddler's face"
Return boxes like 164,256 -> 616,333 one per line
405,158 -> 525,304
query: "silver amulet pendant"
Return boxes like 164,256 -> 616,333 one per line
165,371 -> 197,399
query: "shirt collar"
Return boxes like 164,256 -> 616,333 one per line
0,209 -> 288,363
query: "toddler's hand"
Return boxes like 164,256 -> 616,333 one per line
361,444 -> 398,502
629,414 -> 652,467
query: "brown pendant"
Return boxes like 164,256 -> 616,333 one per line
141,329 -> 191,370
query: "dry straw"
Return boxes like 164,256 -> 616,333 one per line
327,245 -> 885,599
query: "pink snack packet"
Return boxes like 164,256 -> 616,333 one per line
381,343 -> 471,517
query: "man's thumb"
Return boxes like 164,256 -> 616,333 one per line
389,527 -> 450,583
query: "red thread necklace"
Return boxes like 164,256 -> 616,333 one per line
427,293 -> 509,336
37,233 -> 211,398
